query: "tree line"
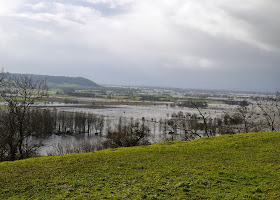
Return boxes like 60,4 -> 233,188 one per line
159,94 -> 280,141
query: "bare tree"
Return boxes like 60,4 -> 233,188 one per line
103,119 -> 150,148
256,93 -> 279,132
95,116 -> 104,134
0,74 -> 48,160
0,69 -> 6,84
0,70 -> 7,160
235,104 -> 255,133
190,100 -> 210,137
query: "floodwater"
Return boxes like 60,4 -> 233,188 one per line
38,103 -> 236,155
39,133 -> 103,155
55,103 -> 234,121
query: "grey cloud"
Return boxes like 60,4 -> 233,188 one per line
220,0 -> 280,51
0,0 -> 279,92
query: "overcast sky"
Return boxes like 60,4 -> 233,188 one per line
0,0 -> 279,92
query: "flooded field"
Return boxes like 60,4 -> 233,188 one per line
55,103 -> 236,121
38,102 -> 238,155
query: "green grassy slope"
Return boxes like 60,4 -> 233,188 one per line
1,132 -> 280,199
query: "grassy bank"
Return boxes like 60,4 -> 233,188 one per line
1,132 -> 280,199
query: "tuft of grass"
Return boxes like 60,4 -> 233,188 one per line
1,132 -> 280,199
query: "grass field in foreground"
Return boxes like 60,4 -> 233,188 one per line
1,132 -> 280,199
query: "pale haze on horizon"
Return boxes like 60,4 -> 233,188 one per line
0,0 -> 279,92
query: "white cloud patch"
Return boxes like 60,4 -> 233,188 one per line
82,0 -> 134,8
0,0 -> 22,15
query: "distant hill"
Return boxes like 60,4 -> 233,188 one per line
10,73 -> 100,89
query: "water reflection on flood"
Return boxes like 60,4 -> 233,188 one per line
40,133 -> 103,155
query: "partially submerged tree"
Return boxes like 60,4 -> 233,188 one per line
235,104 -> 255,133
256,93 -> 280,132
190,100 -> 211,137
0,74 -> 48,160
